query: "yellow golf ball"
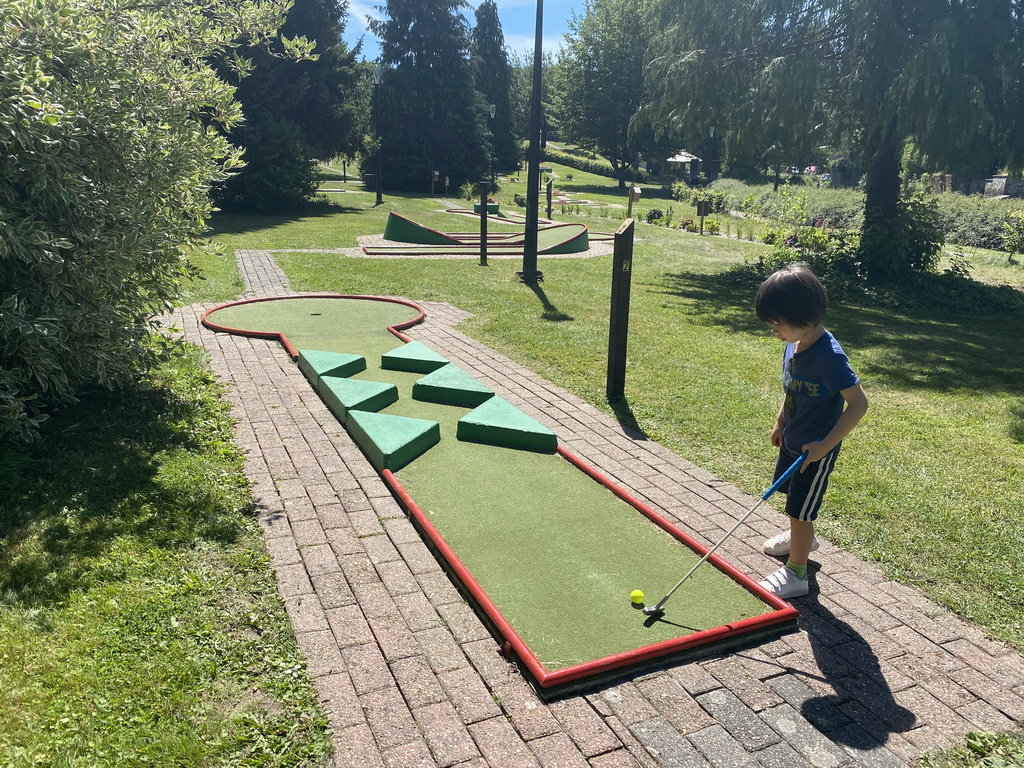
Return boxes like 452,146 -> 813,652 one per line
630,589 -> 645,604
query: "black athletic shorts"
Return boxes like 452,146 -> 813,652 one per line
773,444 -> 841,522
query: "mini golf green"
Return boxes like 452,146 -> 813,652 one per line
202,295 -> 797,693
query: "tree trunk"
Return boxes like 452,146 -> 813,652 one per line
859,117 -> 904,280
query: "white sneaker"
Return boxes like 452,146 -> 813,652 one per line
759,566 -> 809,599
763,530 -> 820,557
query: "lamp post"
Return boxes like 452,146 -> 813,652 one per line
708,125 -> 718,182
488,103 -> 496,188
372,60 -> 383,206
518,0 -> 544,284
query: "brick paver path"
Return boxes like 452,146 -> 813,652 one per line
173,249 -> 1024,768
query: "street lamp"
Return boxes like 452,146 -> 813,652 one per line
488,103 -> 496,187
372,60 -> 383,206
708,125 -> 718,182
518,0 -> 544,284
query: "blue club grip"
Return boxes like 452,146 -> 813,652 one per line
761,452 -> 807,500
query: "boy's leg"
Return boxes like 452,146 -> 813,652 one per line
788,518 -> 815,563
760,447 -> 840,598
785,518 -> 815,579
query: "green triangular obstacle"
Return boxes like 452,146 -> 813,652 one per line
346,410 -> 440,471
298,349 -> 366,390
381,341 -> 450,374
457,396 -> 557,453
412,363 -> 494,408
320,377 -> 398,425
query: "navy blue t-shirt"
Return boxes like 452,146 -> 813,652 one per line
781,331 -> 859,452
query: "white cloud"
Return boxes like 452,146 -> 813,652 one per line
347,0 -> 381,34
503,32 -> 567,56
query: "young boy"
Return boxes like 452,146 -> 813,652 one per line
754,264 -> 868,598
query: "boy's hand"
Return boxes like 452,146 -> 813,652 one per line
800,439 -> 830,470
770,423 -> 784,448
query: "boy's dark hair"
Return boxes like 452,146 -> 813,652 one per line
755,263 -> 827,327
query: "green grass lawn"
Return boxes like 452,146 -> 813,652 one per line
0,344 -> 331,767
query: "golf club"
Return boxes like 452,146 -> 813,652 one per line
642,452 -> 807,616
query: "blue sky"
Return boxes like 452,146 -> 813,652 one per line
342,0 -> 583,61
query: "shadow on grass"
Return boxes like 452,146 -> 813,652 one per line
656,270 -> 1024,398
208,204 -> 366,238
608,397 -> 650,440
525,281 -> 574,322
0,362 -> 247,607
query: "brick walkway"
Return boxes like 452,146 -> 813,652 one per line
173,249 -> 1024,768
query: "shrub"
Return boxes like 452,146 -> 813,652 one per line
542,146 -> 647,183
934,192 -> 1024,251
671,181 -> 695,204
645,208 -> 664,223
0,0 -> 298,442
1003,209 -> 1024,262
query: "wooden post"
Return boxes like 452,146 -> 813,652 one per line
606,218 -> 635,400
627,185 -> 641,219
546,178 -> 553,220
479,181 -> 489,267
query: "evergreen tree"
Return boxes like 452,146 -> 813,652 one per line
367,0 -> 490,191
471,0 -> 520,173
216,0 -> 367,213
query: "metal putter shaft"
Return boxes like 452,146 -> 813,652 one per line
643,453 -> 807,616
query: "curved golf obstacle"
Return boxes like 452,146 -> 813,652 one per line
202,295 -> 797,695
366,211 -> 593,257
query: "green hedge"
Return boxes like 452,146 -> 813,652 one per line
711,179 -> 1024,250
933,193 -> 1024,251
542,146 -> 647,182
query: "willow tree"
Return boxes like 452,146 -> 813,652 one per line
643,0 -> 1024,280
847,0 -> 1023,277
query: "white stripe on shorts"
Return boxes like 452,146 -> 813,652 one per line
797,449 -> 837,521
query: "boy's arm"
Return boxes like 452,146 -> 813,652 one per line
771,404 -> 785,448
800,382 -> 868,469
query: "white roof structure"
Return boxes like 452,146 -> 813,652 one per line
666,151 -> 701,163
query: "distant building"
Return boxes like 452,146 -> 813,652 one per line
665,151 -> 702,179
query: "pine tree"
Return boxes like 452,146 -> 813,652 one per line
367,0 -> 490,191
216,0 -> 367,213
471,0 -> 520,173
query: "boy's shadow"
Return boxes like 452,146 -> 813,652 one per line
789,563 -> 917,747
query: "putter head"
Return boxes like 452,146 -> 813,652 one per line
642,604 -> 664,616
